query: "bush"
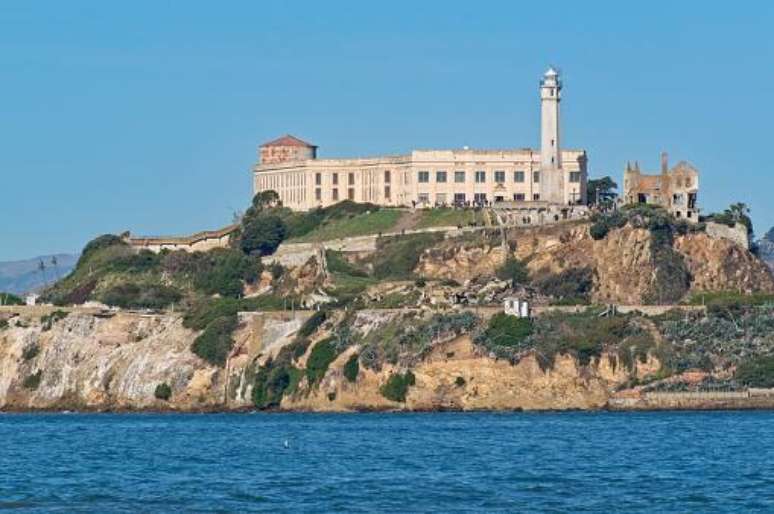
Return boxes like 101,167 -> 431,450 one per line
23,370 -> 42,390
239,214 -> 287,256
154,383 -> 172,401
0,292 -> 24,306
253,362 -> 303,409
101,283 -> 182,310
0,319 -> 8,330
193,249 -> 262,298
343,354 -> 359,382
589,211 -> 627,240
455,376 -> 466,387
535,267 -> 593,302
22,344 -> 39,361
191,315 -> 239,366
298,310 -> 327,338
735,355 -> 774,387
78,234 -> 127,266
306,337 -> 338,384
40,310 -> 68,331
483,313 -> 533,348
325,250 -> 368,277
380,371 -> 416,402
496,257 -> 529,284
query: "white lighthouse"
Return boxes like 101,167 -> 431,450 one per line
539,67 -> 563,204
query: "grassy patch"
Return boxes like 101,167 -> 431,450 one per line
371,233 -> 444,280
414,208 -> 483,229
288,209 -> 403,243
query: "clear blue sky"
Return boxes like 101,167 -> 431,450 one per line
2,1 -> 772,260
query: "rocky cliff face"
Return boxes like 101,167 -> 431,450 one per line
0,309 -> 657,412
417,223 -> 774,304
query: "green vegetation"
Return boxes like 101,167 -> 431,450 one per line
704,202 -> 753,237
23,370 -> 42,390
414,208 -> 483,229
191,315 -> 239,366
455,376 -> 466,387
0,319 -> 8,330
239,214 -> 287,256
101,283 -> 183,310
534,267 -> 593,304
191,249 -> 263,298
298,310 -> 328,338
586,176 -> 618,207
343,354 -> 359,382
22,344 -> 39,361
253,361 -> 304,409
0,292 -> 24,306
380,371 -> 416,402
495,257 -> 529,285
40,310 -> 68,331
371,233 -> 443,280
481,313 -> 533,350
306,337 -> 338,384
288,208 -> 402,243
735,356 -> 774,388
154,383 -> 172,401
325,250 -> 368,277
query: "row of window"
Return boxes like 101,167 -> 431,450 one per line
315,171 -> 392,186
416,170 -> 582,184
416,192 -> 542,204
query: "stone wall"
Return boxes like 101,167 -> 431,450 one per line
705,221 -> 749,249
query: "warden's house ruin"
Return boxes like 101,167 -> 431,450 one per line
622,152 -> 700,221
253,68 -> 587,211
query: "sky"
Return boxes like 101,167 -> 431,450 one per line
1,1 -> 773,261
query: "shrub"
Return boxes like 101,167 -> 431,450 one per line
191,315 -> 239,366
0,292 -> 24,306
535,267 -> 593,302
193,249 -> 262,298
78,234 -> 127,266
239,214 -> 287,256
101,283 -> 182,310
325,250 -> 368,277
0,319 -> 8,330
22,344 -> 39,361
414,278 -> 426,288
371,233 -> 443,280
108,250 -> 162,274
298,310 -> 328,338
23,370 -> 42,390
343,354 -> 359,382
455,376 -> 466,387
40,310 -> 68,331
253,361 -> 303,409
735,355 -> 774,388
306,337 -> 338,384
154,383 -> 172,401
380,371 -> 416,402
589,211 -> 627,240
270,262 -> 285,280
483,313 -> 533,348
496,257 -> 529,284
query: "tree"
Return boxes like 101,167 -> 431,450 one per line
239,214 -> 287,256
496,256 -> 529,285
586,176 -> 618,207
252,190 -> 281,211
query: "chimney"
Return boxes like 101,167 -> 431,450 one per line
661,152 -> 668,173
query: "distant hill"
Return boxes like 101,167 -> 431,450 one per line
0,254 -> 78,295
758,227 -> 774,271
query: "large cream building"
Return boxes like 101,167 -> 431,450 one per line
253,68 -> 587,210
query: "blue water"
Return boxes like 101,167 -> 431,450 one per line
1,412 -> 773,512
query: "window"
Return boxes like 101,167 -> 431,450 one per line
494,195 -> 504,203
384,186 -> 391,199
513,193 -> 525,201
315,188 -> 321,201
332,188 -> 339,201
348,173 -> 355,186
533,193 -> 540,201
332,173 -> 339,185
475,171 -> 486,183
436,171 -> 447,183
435,193 -> 447,205
315,173 -> 322,186
569,171 -> 581,183
418,193 -> 429,204
533,171 -> 540,183
384,170 -> 391,183
348,188 -> 355,200
454,171 -> 465,183
453,193 -> 466,204
418,171 -> 430,183
514,171 -> 525,183
474,193 -> 487,204
495,170 -> 505,183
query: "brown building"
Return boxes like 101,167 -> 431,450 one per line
622,152 -> 699,221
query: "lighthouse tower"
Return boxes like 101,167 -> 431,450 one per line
539,67 -> 563,204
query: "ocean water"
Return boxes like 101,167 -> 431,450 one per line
1,411 -> 773,512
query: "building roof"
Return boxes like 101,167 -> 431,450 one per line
260,134 -> 317,148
